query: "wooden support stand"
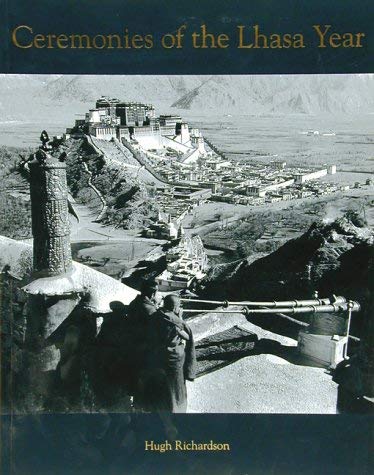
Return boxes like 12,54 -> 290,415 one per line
298,331 -> 347,368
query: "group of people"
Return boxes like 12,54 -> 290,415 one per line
124,281 -> 197,413
51,279 -> 197,413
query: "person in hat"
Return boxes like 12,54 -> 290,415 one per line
126,279 -> 159,328
94,301 -> 131,407
125,279 -> 159,408
143,294 -> 197,413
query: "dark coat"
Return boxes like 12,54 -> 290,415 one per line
93,295 -> 157,401
125,294 -> 157,356
126,295 -> 158,326
122,294 -> 158,397
143,309 -> 197,413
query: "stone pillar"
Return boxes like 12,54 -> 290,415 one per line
23,133 -> 76,402
29,145 -> 72,277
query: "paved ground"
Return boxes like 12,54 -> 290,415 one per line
187,310 -> 338,414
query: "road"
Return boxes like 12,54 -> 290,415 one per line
68,203 -> 166,278
69,204 -> 162,244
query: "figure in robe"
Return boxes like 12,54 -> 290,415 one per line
94,301 -> 131,407
124,279 -> 159,406
144,294 -> 196,413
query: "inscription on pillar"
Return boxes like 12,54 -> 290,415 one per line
29,131 -> 72,277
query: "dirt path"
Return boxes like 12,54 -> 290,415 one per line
70,203 -> 162,244
68,203 -> 166,279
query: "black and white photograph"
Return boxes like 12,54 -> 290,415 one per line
0,74 -> 373,422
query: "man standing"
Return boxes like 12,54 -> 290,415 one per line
146,294 -> 196,413
125,279 -> 159,407
94,301 -> 130,407
126,279 -> 159,327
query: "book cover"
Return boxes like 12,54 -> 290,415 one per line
0,1 -> 373,474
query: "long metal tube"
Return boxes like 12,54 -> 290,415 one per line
180,296 -> 347,308
244,302 -> 360,315
183,309 -> 246,313
182,301 -> 360,315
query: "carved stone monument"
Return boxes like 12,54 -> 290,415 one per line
20,131 -> 138,408
23,132 -> 76,388
29,131 -> 72,277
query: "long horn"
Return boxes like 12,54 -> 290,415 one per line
180,295 -> 347,308
243,301 -> 360,315
182,301 -> 360,315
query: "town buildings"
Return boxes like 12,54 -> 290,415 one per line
69,96 -> 207,162
155,236 -> 208,291
67,98 -> 340,235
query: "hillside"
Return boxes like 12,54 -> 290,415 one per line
0,135 -> 161,238
0,146 -> 32,239
200,216 -> 374,338
63,137 -> 160,229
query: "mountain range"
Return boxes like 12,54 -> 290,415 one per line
0,74 -> 373,121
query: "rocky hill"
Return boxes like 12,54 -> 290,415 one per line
201,216 -> 374,338
0,134 -> 161,237
0,146 -> 32,239
63,137 -> 160,229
